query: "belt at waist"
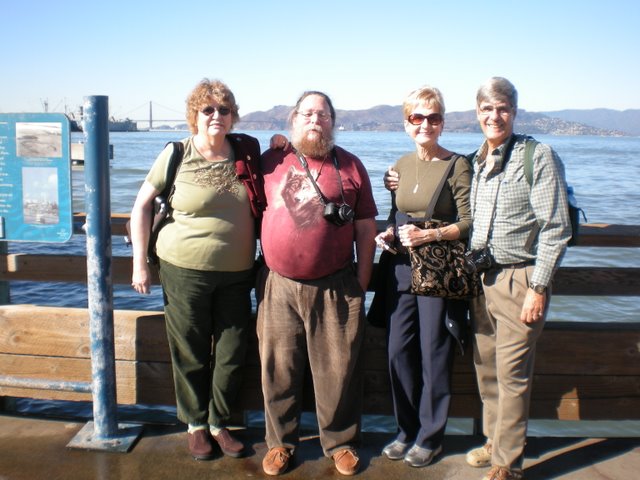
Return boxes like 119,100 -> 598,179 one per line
494,260 -> 535,269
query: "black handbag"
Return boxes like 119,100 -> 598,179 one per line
366,249 -> 394,328
407,157 -> 481,299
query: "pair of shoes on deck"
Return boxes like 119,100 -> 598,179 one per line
467,443 -> 523,479
187,427 -> 244,460
262,447 -> 360,476
382,438 -> 442,467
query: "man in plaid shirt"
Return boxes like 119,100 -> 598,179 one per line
465,77 -> 572,480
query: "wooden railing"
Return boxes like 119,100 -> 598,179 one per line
1,215 -> 639,423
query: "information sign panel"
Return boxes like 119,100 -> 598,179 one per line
0,113 -> 73,242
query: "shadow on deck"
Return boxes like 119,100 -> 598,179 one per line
1,413 -> 638,480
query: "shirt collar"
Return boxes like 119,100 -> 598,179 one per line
477,134 -> 515,176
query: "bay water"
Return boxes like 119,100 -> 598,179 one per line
9,130 -> 640,322
7,130 -> 640,436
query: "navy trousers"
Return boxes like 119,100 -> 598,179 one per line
386,254 -> 455,450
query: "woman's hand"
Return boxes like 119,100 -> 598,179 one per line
131,261 -> 152,294
129,180 -> 159,295
398,223 -> 440,247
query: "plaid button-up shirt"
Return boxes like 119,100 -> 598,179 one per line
469,134 -> 571,286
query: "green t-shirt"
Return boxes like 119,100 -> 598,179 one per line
146,137 -> 255,271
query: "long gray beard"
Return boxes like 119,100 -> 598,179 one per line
292,129 -> 335,158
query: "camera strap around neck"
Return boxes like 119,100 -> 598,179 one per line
293,147 -> 347,207
472,134 -> 517,247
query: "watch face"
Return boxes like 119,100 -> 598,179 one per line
531,284 -> 546,294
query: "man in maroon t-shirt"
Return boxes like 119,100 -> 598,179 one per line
258,91 -> 377,477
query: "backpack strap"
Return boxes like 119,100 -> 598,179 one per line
162,141 -> 185,202
522,138 -> 539,186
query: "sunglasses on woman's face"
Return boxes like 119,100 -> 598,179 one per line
407,112 -> 443,126
201,105 -> 231,116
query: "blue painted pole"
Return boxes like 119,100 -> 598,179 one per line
83,95 -> 118,439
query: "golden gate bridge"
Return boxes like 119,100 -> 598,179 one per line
118,101 -> 185,129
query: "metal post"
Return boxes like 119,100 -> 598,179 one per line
84,95 -> 117,438
67,95 -> 142,452
0,242 -> 8,304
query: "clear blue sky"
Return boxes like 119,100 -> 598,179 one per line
2,0 -> 639,121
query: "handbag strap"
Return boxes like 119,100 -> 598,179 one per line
420,156 -> 457,221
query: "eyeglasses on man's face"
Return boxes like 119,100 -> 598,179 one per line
201,105 -> 231,116
296,110 -> 332,122
477,104 -> 513,117
407,112 -> 443,126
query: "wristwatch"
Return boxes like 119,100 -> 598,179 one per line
530,283 -> 547,294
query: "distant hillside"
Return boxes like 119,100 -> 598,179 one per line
541,109 -> 640,136
239,106 -> 631,136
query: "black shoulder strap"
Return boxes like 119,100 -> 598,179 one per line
422,158 -> 457,220
162,141 -> 184,200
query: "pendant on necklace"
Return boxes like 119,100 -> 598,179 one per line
413,184 -> 419,194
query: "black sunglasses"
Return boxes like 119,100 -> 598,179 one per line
407,112 -> 443,126
201,105 -> 231,116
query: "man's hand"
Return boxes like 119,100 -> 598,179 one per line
521,288 -> 547,324
269,134 -> 289,150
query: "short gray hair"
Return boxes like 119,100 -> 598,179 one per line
476,77 -> 518,111
288,90 -> 336,127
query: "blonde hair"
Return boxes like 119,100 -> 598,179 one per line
402,86 -> 445,119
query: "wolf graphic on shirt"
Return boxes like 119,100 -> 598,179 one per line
280,166 -> 323,228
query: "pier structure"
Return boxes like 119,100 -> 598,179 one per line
0,125 -> 639,476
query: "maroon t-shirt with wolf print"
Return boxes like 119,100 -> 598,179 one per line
260,146 -> 377,280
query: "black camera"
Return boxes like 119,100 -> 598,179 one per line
323,202 -> 355,226
463,247 -> 495,273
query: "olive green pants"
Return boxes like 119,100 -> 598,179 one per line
159,259 -> 254,427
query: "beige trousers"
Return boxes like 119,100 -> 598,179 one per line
470,265 -> 547,471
